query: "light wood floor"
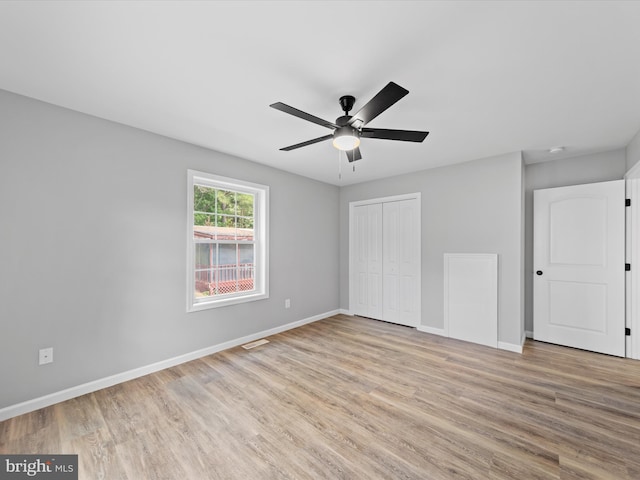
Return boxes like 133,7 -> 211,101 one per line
2,314 -> 640,479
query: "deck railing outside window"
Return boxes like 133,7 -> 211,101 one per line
195,263 -> 254,296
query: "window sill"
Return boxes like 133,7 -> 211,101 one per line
187,291 -> 269,312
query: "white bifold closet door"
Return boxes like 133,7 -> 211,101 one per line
354,203 -> 383,320
352,197 -> 420,327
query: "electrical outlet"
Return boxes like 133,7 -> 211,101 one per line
39,347 -> 53,365
285,298 -> 291,309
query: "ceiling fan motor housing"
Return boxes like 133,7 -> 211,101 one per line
336,115 -> 353,127
334,125 -> 360,138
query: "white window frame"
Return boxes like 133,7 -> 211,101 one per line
187,169 -> 269,312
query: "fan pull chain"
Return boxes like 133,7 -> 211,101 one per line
338,150 -> 342,180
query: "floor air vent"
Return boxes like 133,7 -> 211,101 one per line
241,339 -> 269,350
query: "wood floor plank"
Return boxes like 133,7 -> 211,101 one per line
67,426 -> 129,480
2,314 -> 640,479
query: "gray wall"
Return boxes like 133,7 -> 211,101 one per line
627,128 -> 640,172
339,152 -> 524,347
0,90 -> 340,409
524,149 -> 627,334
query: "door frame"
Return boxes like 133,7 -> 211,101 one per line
625,165 -> 640,359
348,193 -> 421,322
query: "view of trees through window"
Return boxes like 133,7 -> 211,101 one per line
193,186 -> 254,229
193,185 -> 255,298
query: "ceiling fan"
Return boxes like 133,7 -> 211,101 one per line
270,81 -> 429,163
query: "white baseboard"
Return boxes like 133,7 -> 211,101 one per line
498,341 -> 523,354
525,330 -> 533,339
418,324 -> 523,354
417,325 -> 446,337
0,309 -> 339,422
338,308 -> 352,316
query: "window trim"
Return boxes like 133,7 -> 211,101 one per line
187,169 -> 269,312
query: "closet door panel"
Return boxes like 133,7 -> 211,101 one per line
397,199 -> 420,326
367,204 -> 383,320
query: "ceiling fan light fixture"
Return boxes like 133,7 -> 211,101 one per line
332,126 -> 360,151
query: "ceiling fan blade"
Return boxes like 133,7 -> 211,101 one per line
345,147 -> 362,163
270,102 -> 338,130
361,128 -> 429,142
347,82 -> 409,127
280,134 -> 333,151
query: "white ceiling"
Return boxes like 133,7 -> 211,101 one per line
1,1 -> 639,186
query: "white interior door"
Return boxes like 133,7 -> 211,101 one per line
533,180 -> 625,356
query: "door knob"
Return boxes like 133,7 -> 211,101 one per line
536,270 -> 543,276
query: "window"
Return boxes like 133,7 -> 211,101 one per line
187,170 -> 269,311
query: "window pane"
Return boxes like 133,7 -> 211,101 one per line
217,190 -> 236,215
238,243 -> 254,264
215,224 -> 235,240
237,216 -> 254,241
236,193 -> 254,217
194,212 -> 215,226
220,215 -> 236,229
238,244 -> 255,291
217,244 -> 238,295
218,244 -> 236,265
237,193 -> 254,241
237,226 -> 254,241
237,216 -> 253,229
193,219 -> 216,240
194,243 -> 216,298
194,185 -> 217,213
